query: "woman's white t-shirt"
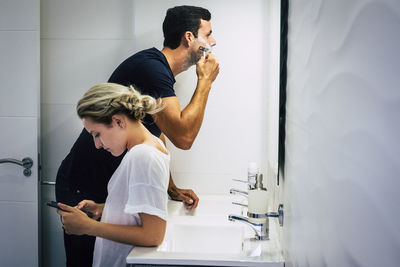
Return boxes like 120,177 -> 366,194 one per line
92,140 -> 170,267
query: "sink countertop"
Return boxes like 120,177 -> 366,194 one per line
126,195 -> 284,266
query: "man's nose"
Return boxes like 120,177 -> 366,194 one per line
210,36 -> 216,47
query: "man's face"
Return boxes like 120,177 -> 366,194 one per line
186,19 -> 216,66
196,19 -> 216,49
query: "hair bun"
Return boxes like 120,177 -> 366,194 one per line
77,83 -> 163,124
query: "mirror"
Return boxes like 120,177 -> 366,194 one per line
278,0 -> 289,185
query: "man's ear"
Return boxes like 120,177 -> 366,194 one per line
182,31 -> 195,47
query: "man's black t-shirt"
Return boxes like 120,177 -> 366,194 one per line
109,47 -> 176,137
55,48 -> 175,204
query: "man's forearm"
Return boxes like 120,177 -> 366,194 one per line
178,79 -> 212,142
167,173 -> 179,199
152,54 -> 219,150
168,172 -> 176,191
159,133 -> 178,195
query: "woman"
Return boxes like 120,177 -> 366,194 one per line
57,83 -> 169,267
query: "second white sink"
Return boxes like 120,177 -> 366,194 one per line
158,220 -> 245,254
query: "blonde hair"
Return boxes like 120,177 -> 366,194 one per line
77,83 -> 163,124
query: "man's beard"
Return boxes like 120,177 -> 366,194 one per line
182,49 -> 202,71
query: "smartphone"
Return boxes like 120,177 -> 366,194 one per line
47,200 -> 94,218
46,201 -> 64,210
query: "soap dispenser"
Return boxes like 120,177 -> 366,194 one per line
247,173 -> 269,224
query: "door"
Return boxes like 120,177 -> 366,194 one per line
0,0 -> 39,266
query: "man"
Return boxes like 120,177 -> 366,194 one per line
56,5 -> 219,267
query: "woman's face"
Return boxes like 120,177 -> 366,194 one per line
82,116 -> 126,157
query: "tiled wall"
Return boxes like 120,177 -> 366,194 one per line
40,0 -> 137,181
283,0 -> 400,266
0,0 -> 39,265
40,1 -> 138,265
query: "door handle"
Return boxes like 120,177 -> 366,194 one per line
0,157 -> 33,177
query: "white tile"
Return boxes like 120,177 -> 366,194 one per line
41,39 -> 135,104
0,31 -> 39,117
0,117 -> 38,202
41,0 -> 134,39
0,0 -> 39,30
40,104 -> 83,180
0,201 -> 38,266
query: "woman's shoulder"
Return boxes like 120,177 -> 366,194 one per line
125,144 -> 169,164
122,144 -> 170,185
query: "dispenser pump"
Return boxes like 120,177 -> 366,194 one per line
247,162 -> 259,189
255,174 -> 267,190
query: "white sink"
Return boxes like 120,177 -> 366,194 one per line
126,195 -> 284,266
158,220 -> 245,254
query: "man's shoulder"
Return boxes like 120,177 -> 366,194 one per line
122,48 -> 167,72
132,48 -> 164,63
139,47 -> 163,56
109,48 -> 170,82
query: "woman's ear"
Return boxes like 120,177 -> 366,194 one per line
112,114 -> 125,128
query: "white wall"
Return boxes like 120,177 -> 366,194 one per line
283,0 -> 400,266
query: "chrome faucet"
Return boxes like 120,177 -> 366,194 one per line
228,214 -> 269,240
230,188 -> 248,208
228,204 -> 284,240
229,188 -> 248,198
232,178 -> 256,189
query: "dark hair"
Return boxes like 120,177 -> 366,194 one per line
163,5 -> 211,49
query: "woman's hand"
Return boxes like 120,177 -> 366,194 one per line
57,203 -> 95,235
76,200 -> 103,220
